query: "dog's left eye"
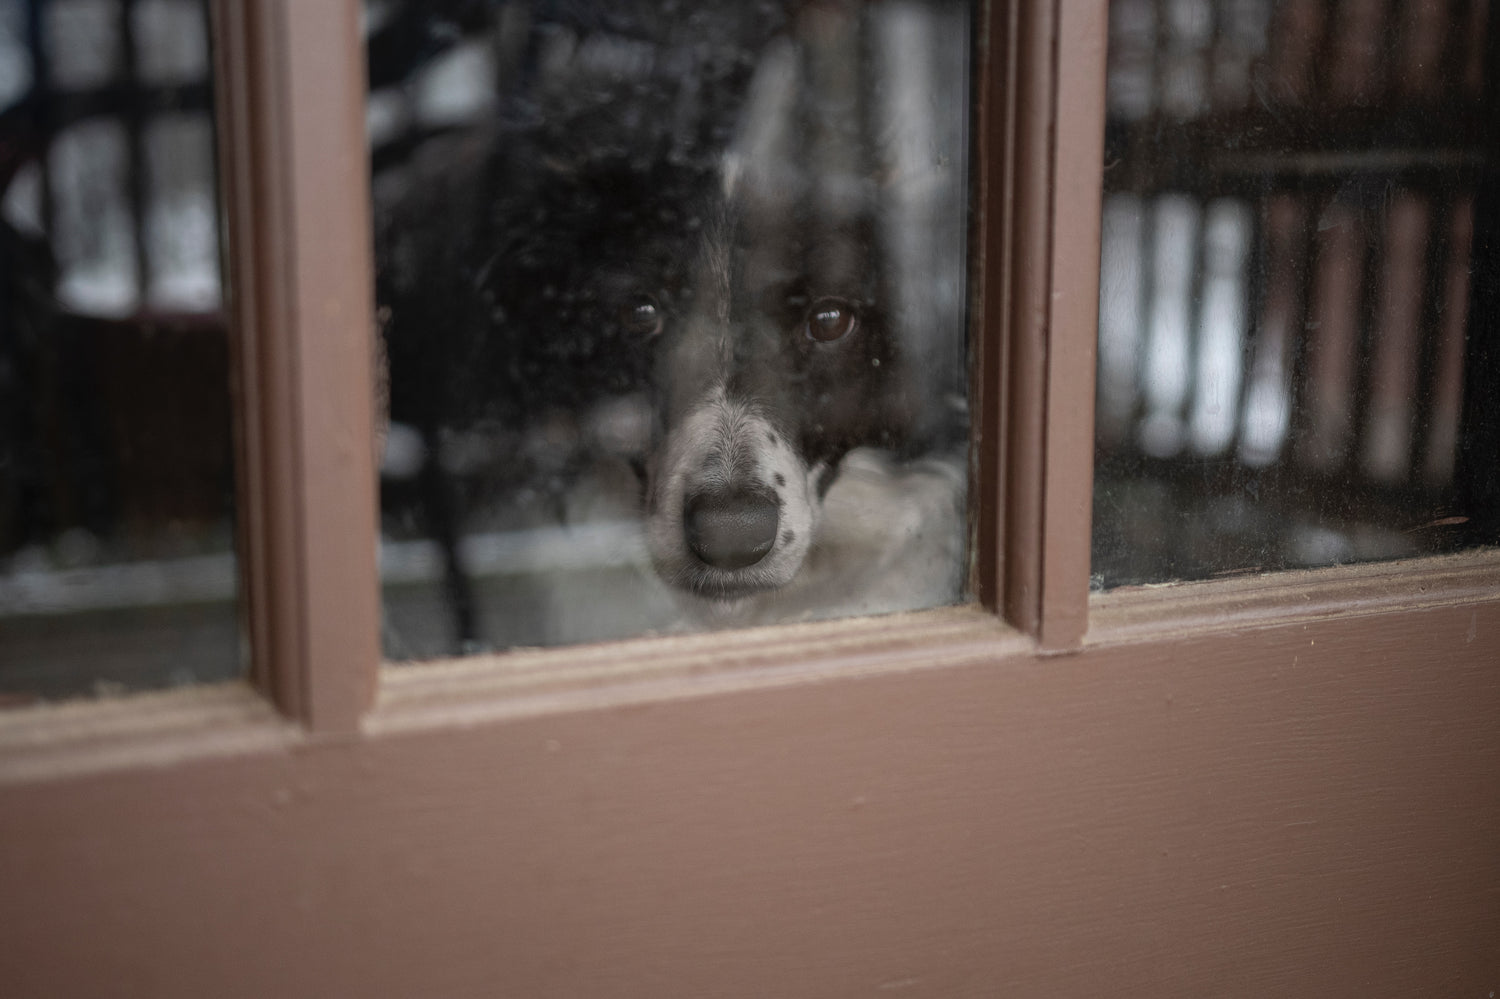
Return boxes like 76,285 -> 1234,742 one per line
620,295 -> 664,338
804,298 -> 858,343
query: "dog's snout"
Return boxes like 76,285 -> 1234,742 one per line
684,487 -> 780,570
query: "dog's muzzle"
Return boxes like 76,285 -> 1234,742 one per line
645,392 -> 818,600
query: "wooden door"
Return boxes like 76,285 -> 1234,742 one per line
2,2 -> 1496,996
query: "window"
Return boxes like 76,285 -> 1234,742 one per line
367,1 -> 973,657
0,0 -> 237,704
1,2 -> 1496,994
1093,0 -> 1500,586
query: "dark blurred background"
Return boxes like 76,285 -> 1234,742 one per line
1094,0 -> 1500,586
0,0 -> 237,703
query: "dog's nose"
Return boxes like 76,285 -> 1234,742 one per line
684,487 -> 779,570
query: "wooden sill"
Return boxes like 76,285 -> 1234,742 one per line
1088,546 -> 1500,646
0,682 -> 298,784
0,605 -> 1025,784
368,604 -> 1025,736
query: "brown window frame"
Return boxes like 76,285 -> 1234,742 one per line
217,0 -> 1110,729
2,1 -> 1497,994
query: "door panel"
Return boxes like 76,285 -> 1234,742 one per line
2,584 -> 1497,997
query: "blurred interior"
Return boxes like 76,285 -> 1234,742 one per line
1094,0 -> 1500,586
0,0 -> 236,703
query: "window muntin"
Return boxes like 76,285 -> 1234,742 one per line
0,0 -> 236,705
1093,0 -> 1499,587
368,0 -> 974,658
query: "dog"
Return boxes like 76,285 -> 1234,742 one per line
373,0 -> 968,649
634,43 -> 912,601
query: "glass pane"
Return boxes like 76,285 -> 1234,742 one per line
369,0 -> 972,658
0,0 -> 237,704
1094,0 -> 1500,587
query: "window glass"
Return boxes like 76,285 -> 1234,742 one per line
0,0 -> 236,704
368,0 -> 972,658
1094,0 -> 1500,587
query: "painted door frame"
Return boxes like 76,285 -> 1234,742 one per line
2,2 -> 1497,995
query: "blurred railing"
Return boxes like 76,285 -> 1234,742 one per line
1094,0 -> 1498,585
0,0 -> 237,702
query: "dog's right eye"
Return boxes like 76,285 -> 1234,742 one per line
620,295 -> 663,338
804,297 -> 858,343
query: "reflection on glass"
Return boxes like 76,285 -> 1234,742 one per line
1094,0 -> 1500,587
0,0 -> 236,704
369,0 -> 972,658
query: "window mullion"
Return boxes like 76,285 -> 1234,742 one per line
988,0 -> 1106,650
213,0 -> 379,731
1039,0 -> 1107,649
